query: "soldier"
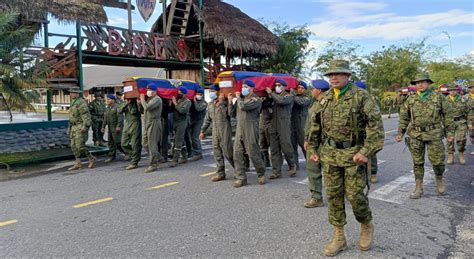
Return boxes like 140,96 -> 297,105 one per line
101,94 -> 123,163
303,79 -> 329,208
259,94 -> 273,168
187,87 -> 208,161
396,73 -> 454,198
140,84 -> 164,173
170,87 -> 192,167
200,85 -> 235,182
115,91 -> 124,105
355,81 -> 380,183
67,87 -> 96,170
88,92 -> 106,146
446,84 -> 469,165
396,87 -> 409,111
465,80 -> 474,155
307,60 -> 384,256
232,79 -> 266,187
291,81 -> 312,169
266,79 -> 297,179
119,98 -> 142,170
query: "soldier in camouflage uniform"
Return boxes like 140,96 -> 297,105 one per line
170,87 -> 192,167
88,92 -> 106,146
119,98 -> 142,170
200,85 -> 235,182
464,81 -> 474,156
67,88 -> 96,170
303,79 -> 329,208
307,61 -> 384,256
396,73 -> 454,199
266,79 -> 297,179
291,81 -> 312,170
140,84 -> 164,173
232,80 -> 266,187
102,94 -> 123,163
446,84 -> 469,165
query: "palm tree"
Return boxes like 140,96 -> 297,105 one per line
0,10 -> 47,122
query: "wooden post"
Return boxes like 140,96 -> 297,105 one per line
240,47 -> 243,71
44,21 -> 52,121
127,0 -> 132,32
162,0 -> 167,34
198,0 -> 205,86
76,21 -> 84,97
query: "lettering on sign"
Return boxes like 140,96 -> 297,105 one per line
219,81 -> 233,88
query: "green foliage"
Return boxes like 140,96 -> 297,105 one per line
253,22 -> 314,78
0,10 -> 47,121
426,59 -> 474,85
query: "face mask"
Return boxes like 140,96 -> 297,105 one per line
147,90 -> 154,97
177,94 -> 183,99
196,94 -> 203,101
275,86 -> 284,94
210,92 -> 218,100
242,88 -> 250,96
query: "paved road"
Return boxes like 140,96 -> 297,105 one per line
1,117 -> 473,257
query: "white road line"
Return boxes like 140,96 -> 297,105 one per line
385,129 -> 398,134
378,160 -> 386,165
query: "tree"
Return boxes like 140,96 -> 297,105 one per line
253,22 -> 314,78
0,10 -> 47,121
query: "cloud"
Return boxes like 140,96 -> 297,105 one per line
310,1 -> 474,41
107,16 -> 138,27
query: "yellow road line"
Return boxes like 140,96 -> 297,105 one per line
200,172 -> 216,177
73,197 -> 114,208
0,220 -> 17,227
147,181 -> 179,190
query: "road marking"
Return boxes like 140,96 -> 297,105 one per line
369,167 -> 438,204
0,220 -> 17,228
73,197 -> 114,208
378,160 -> 386,165
200,172 -> 216,177
385,129 -> 397,134
147,181 -> 179,190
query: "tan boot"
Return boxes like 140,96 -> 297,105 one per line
233,179 -> 247,188
258,176 -> 265,185
304,198 -> 324,208
269,171 -> 281,180
447,153 -> 454,164
211,174 -> 225,182
436,176 -> 446,195
409,179 -> 423,199
358,222 -> 374,251
458,152 -> 466,165
370,174 -> 378,184
88,155 -> 96,169
324,226 -> 347,257
288,166 -> 297,177
68,159 -> 82,171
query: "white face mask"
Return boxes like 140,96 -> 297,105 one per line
146,90 -> 154,97
275,86 -> 284,94
196,95 -> 203,101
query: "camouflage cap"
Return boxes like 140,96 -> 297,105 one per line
69,87 -> 82,93
323,60 -> 352,76
410,73 -> 434,85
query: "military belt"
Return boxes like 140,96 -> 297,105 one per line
413,125 -> 437,132
325,138 -> 364,149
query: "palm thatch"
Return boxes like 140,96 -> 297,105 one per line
151,0 -> 278,57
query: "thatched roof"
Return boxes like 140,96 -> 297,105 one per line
0,0 -> 131,24
151,0 -> 278,56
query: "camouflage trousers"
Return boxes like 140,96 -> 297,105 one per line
323,163 -> 372,227
409,138 -> 445,180
307,149 -> 323,200
70,125 -> 91,159
448,122 -> 468,153
91,119 -> 104,143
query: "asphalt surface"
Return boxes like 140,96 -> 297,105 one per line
1,116 -> 473,258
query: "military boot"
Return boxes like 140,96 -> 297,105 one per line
233,179 -> 247,188
358,222 -> 374,251
288,166 -> 297,177
370,174 -> 378,183
409,179 -> 423,199
169,160 -> 178,168
447,153 -> 454,164
104,157 -> 114,163
269,170 -> 281,180
304,198 -> 324,208
471,151 -> 474,156
145,166 -> 157,173
87,155 -> 96,169
68,159 -> 82,171
211,174 -> 225,182
323,226 -> 347,257
126,164 -> 138,170
458,152 -> 466,165
258,175 -> 265,185
436,175 -> 446,195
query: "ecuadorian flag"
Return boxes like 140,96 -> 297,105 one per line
214,71 -> 298,92
134,77 -> 201,100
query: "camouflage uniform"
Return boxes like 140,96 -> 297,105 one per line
69,96 -> 93,160
119,100 -> 142,167
102,101 -> 123,160
446,93 -> 469,155
464,85 -> 474,151
307,83 -> 384,227
291,92 -> 312,167
201,99 -> 235,177
398,90 -> 454,179
88,98 -> 106,144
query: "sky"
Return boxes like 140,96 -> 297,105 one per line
46,0 -> 474,59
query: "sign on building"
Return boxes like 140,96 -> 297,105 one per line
137,0 -> 157,22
